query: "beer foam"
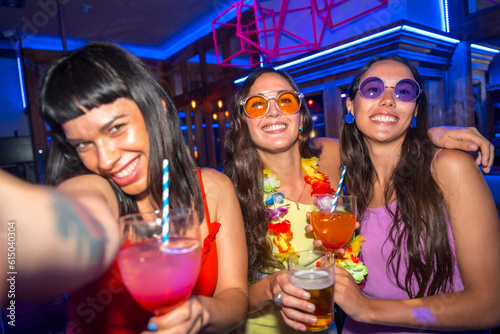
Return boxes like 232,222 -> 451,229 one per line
290,271 -> 334,290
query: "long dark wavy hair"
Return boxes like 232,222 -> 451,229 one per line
40,41 -> 204,219
340,54 -> 453,298
224,67 -> 321,282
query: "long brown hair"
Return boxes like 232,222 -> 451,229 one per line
224,67 -> 320,281
340,54 -> 454,298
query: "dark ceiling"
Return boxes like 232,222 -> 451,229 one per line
0,0 -> 233,58
0,0 -> 499,60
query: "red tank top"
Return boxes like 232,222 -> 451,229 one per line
66,171 -> 221,333
192,168 -> 220,295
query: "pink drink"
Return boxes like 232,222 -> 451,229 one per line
117,237 -> 201,315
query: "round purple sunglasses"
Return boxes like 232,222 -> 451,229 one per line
358,76 -> 422,102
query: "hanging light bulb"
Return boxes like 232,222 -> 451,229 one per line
190,100 -> 197,109
194,146 -> 198,159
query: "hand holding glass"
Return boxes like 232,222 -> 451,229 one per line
288,250 -> 335,331
117,209 -> 201,315
310,195 -> 357,253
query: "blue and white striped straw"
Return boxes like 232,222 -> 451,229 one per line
331,166 -> 346,214
162,159 -> 169,242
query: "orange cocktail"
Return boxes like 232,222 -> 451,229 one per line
311,211 -> 356,252
310,195 -> 357,253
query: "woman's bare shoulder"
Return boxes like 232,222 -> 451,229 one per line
199,168 -> 235,195
432,149 -> 478,176
313,137 -> 341,177
313,137 -> 339,149
432,149 -> 485,195
199,168 -> 243,227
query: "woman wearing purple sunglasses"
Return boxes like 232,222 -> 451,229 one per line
331,54 -> 500,333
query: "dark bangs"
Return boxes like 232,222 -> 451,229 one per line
40,48 -> 131,125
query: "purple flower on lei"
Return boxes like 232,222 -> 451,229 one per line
265,205 -> 290,220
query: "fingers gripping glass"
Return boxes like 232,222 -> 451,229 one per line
358,77 -> 421,102
240,90 -> 304,118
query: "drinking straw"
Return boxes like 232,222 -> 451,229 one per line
331,166 -> 346,214
162,159 -> 169,242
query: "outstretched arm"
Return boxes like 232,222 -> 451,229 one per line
428,126 -> 494,173
0,170 -> 120,305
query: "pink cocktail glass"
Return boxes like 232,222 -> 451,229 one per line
117,209 -> 201,315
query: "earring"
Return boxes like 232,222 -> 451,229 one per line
344,111 -> 355,124
298,126 -> 304,140
410,115 -> 417,128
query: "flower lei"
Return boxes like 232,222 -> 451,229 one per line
264,157 -> 332,261
264,157 -> 368,289
337,235 -> 368,289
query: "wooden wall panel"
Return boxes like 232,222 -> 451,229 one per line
446,42 -> 474,127
323,81 -> 343,139
423,78 -> 445,128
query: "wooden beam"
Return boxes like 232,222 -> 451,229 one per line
460,6 -> 500,43
22,55 -> 48,183
446,42 -> 474,127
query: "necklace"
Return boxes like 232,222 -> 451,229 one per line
291,179 -> 307,210
263,157 -> 334,260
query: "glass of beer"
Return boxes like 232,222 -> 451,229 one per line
311,194 -> 357,253
287,250 -> 335,331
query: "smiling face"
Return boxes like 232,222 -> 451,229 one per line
62,97 -> 150,197
244,72 -> 302,154
346,59 -> 418,145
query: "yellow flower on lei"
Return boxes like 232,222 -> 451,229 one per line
301,157 -> 318,175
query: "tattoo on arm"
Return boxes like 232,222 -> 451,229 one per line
48,189 -> 108,267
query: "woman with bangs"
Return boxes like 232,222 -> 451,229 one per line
38,41 -> 248,334
223,65 -> 496,334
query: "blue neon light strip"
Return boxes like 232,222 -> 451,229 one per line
22,35 -> 168,59
22,36 -> 88,52
273,26 -> 401,71
158,1 -> 253,59
17,54 -> 27,109
471,44 -> 500,54
401,26 -> 459,44
234,25 -> 460,84
444,0 -> 450,33
1,307 -> 5,334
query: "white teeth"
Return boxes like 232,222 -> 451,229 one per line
263,124 -> 286,131
114,157 -> 139,178
371,115 -> 397,123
